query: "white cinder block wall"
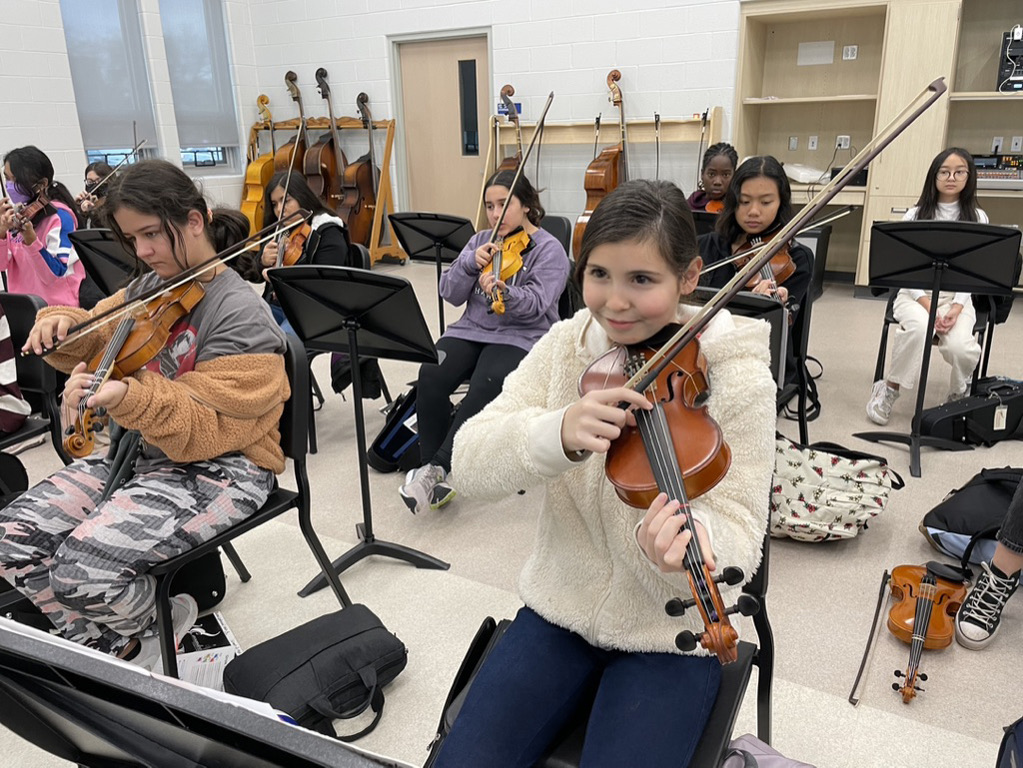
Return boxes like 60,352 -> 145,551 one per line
3,0 -> 741,221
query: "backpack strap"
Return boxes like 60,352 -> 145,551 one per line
960,525 -> 1003,574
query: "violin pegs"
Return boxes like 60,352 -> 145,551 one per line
64,426 -> 74,436
892,683 -> 901,691
918,673 -> 928,682
665,597 -> 696,617
715,566 -> 745,586
893,670 -> 904,678
736,594 -> 760,617
675,630 -> 699,652
915,686 -> 925,693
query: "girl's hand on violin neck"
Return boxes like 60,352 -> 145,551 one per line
478,272 -> 507,295
474,242 -> 499,270
62,362 -> 96,411
560,386 -> 651,455
24,313 -> 75,356
261,239 -> 280,268
638,492 -> 716,573
751,281 -> 788,303
88,378 -> 128,410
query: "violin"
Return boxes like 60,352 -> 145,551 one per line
276,221 -> 312,268
488,227 -> 529,315
705,199 -> 724,214
578,331 -> 753,665
305,68 -> 346,212
497,84 -> 523,172
337,92 -> 380,248
241,95 -> 277,236
572,70 -> 628,259
9,190 -> 51,233
64,280 -> 206,458
274,72 -> 307,172
731,225 -> 796,290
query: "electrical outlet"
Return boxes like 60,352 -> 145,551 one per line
788,135 -> 799,151
993,136 -> 1005,153
1012,136 -> 1023,153
842,45 -> 858,60
808,135 -> 819,151
836,135 -> 851,150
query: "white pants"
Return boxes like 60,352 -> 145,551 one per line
887,290 -> 981,393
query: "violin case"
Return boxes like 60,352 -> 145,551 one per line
918,377 -> 1023,447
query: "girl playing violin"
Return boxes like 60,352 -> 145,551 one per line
687,142 -> 738,213
76,160 -> 114,229
0,160 -> 289,669
399,170 -> 569,515
433,180 -> 775,768
0,146 -> 84,307
698,155 -> 813,384
865,147 -> 985,425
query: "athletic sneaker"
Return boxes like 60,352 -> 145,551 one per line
126,593 -> 200,672
399,463 -> 446,515
430,479 -> 456,510
955,562 -> 1019,650
866,380 -> 899,425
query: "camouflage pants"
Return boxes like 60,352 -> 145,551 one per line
0,454 -> 274,654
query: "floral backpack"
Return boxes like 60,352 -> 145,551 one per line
770,435 -> 904,542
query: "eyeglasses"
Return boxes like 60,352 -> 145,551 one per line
937,169 -> 969,180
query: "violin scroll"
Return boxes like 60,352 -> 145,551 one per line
606,69 -> 623,106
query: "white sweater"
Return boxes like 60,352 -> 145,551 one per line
451,307 -> 776,655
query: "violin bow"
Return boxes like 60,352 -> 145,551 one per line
654,112 -> 661,181
626,77 -> 949,394
31,211 -> 309,357
694,107 -> 709,191
274,71 -> 308,268
849,569 -> 892,706
87,139 -> 148,198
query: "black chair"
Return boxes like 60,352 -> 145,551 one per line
0,293 -> 71,466
150,334 -> 351,678
794,224 -> 832,304
539,215 -> 581,320
427,527 -> 774,768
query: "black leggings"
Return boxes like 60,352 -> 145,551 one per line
416,337 -> 527,473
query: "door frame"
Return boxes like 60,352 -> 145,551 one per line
388,28 -> 493,213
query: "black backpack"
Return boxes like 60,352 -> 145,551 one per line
997,713 -> 1023,768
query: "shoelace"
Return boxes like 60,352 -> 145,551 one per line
964,565 -> 1017,627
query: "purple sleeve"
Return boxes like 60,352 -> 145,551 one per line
501,234 -> 570,321
439,231 -> 487,307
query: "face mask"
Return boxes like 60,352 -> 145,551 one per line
5,181 -> 32,205
84,179 -> 99,193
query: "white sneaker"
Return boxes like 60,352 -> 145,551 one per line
399,464 -> 446,515
127,593 -> 200,672
955,562 -> 1019,650
866,380 -> 899,425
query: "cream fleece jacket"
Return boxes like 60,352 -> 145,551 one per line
452,307 -> 776,655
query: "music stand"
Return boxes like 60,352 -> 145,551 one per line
0,618 -> 409,767
267,266 -> 449,597
68,228 -> 142,296
387,212 -> 474,335
853,221 -> 1021,477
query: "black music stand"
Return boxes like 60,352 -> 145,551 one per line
267,266 -> 449,597
0,619 -> 406,767
68,228 -> 143,296
387,212 -> 474,334
853,221 -> 1021,477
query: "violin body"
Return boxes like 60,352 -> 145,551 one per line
732,230 -> 796,288
705,199 -> 724,214
572,143 -> 622,259
489,228 -> 529,314
278,223 -> 312,267
578,336 -> 731,507
887,564 -> 966,650
303,133 -> 345,211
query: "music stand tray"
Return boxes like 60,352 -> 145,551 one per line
0,618 -> 411,767
853,220 -> 1021,477
267,266 -> 449,597
387,212 -> 475,334
68,228 -> 141,297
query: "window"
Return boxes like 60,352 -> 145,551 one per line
158,0 -> 240,171
60,0 -> 159,154
457,59 -> 479,156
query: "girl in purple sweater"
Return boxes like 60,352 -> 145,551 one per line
399,171 -> 570,514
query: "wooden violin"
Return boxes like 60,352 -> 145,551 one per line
572,69 -> 628,259
488,227 -> 529,315
337,92 -> 380,248
497,84 -> 523,172
241,95 -> 277,236
306,68 -> 346,212
275,221 -> 312,268
64,280 -> 207,458
731,226 -> 796,290
9,189 -> 51,233
274,71 -> 307,172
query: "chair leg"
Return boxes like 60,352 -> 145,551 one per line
381,373 -> 393,405
221,542 -> 251,583
296,495 -> 351,609
310,371 -> 325,410
873,319 -> 892,384
155,574 -> 180,679
754,607 -> 775,745
308,385 -> 318,455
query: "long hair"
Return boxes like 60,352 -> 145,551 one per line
575,179 -> 697,284
261,171 -> 332,229
102,159 -> 248,272
715,155 -> 793,244
914,147 -> 980,222
485,170 -> 545,227
4,146 -> 80,226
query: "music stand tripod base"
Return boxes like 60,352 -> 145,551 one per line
267,265 -> 450,597
852,429 -> 972,478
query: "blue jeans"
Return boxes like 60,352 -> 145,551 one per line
434,606 -> 721,768
269,302 -> 295,336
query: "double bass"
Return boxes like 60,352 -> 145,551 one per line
572,69 -> 628,259
305,67 -> 346,212
274,71 -> 307,172
241,95 -> 277,236
497,84 -> 523,172
337,92 -> 379,248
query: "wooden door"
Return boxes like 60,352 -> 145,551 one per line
398,36 -> 489,220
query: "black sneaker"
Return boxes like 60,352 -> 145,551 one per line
955,562 -> 1019,650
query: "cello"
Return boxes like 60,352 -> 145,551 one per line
274,71 -> 307,172
497,84 -> 523,172
337,92 -> 379,248
572,69 -> 628,259
305,67 -> 346,212
241,95 -> 277,236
